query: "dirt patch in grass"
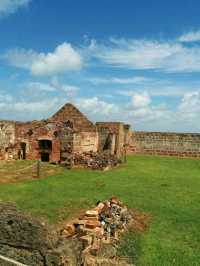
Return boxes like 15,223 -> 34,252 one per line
0,160 -> 64,184
131,209 -> 151,233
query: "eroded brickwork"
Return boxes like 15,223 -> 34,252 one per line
0,103 -> 130,163
96,122 -> 131,157
0,121 -> 16,160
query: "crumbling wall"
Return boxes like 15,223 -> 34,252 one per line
0,121 -> 16,160
0,202 -> 82,266
0,104 -> 132,163
74,132 -> 98,153
16,121 -> 61,163
96,122 -> 130,157
124,125 -> 132,147
131,131 -> 200,157
51,103 -> 96,133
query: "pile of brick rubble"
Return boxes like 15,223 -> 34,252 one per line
61,197 -> 134,265
73,152 -> 122,170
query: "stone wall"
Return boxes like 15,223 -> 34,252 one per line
0,104 -> 131,162
0,202 -> 82,266
96,122 -> 129,157
0,121 -> 16,160
131,131 -> 200,158
16,121 -> 61,162
74,132 -> 98,153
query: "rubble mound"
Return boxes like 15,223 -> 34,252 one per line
73,152 -> 122,170
0,202 -> 82,266
0,198 -> 139,265
61,196 -> 135,265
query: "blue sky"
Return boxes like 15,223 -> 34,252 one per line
1,0 -> 200,132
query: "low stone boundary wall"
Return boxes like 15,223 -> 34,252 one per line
130,131 -> 200,158
0,199 -> 136,266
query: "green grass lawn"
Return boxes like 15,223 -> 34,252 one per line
0,155 -> 200,265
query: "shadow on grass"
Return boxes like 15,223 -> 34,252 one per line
117,230 -> 141,265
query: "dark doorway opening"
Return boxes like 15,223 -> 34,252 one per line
38,140 -> 52,150
41,152 -> 50,162
103,134 -> 113,151
20,142 -> 26,160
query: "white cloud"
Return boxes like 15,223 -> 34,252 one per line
31,43 -> 82,76
74,94 -> 169,127
1,86 -> 200,132
0,97 -> 60,120
4,43 -> 82,76
50,77 -> 79,97
4,48 -> 41,69
5,33 -> 200,75
117,81 -> 191,98
87,76 -> 149,85
178,92 -> 200,119
19,80 -> 79,101
0,93 -> 119,122
89,37 -> 200,73
26,82 -> 56,92
179,30 -> 200,42
132,93 -> 151,108
0,93 -> 13,102
0,0 -> 30,16
75,97 -> 119,117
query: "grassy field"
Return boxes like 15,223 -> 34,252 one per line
0,155 -> 199,265
0,160 -> 63,183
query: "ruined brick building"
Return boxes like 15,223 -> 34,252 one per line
0,103 -> 132,162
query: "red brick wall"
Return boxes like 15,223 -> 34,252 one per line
15,121 -> 61,163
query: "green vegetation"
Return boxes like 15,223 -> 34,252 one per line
0,155 -> 200,265
117,230 -> 140,264
0,160 -> 63,183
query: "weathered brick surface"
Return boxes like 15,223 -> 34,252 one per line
96,122 -> 131,157
51,103 -> 96,132
0,121 -> 16,160
0,103 -> 130,163
131,131 -> 200,158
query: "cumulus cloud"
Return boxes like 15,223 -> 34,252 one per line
132,93 -> 151,108
0,92 -> 119,122
179,30 -> 200,42
31,43 -> 82,76
4,43 -> 82,76
178,92 -> 200,119
0,0 -> 30,16
74,93 -> 170,127
1,85 -> 200,132
5,32 -> 200,75
0,96 -> 61,121
75,97 -> 118,117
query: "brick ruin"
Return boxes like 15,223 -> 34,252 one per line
0,198 -> 136,266
1,102 -> 200,164
0,103 -> 132,164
